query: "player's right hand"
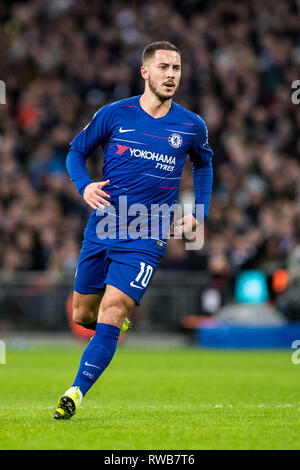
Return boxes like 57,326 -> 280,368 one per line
83,180 -> 111,210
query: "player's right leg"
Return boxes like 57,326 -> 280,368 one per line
72,291 -> 133,333
72,291 -> 102,330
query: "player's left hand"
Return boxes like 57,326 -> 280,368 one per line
169,213 -> 200,237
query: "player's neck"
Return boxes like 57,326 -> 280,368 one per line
139,91 -> 172,119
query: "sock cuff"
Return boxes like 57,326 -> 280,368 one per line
96,322 -> 120,339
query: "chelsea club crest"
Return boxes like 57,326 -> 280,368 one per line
168,133 -> 183,148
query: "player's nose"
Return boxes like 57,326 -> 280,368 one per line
166,69 -> 175,78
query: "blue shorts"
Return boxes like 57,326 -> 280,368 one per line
74,240 -> 162,305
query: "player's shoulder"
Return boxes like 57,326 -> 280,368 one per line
172,101 -> 208,131
95,96 -> 139,116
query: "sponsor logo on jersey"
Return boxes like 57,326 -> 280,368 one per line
168,133 -> 183,148
129,148 -> 176,165
114,145 -> 176,171
116,144 -> 129,155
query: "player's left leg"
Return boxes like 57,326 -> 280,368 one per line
71,240 -> 133,333
72,290 -> 132,332
70,285 -> 135,393
53,285 -> 135,420
53,250 -> 161,420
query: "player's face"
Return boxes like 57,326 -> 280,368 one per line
142,50 -> 181,100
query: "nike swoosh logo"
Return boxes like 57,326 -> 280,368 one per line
130,281 -> 144,289
119,127 -> 136,133
84,361 -> 101,370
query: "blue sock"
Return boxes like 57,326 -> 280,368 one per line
72,322 -> 120,396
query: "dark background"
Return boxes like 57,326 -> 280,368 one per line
0,0 -> 300,331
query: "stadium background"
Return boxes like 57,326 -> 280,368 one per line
0,0 -> 300,340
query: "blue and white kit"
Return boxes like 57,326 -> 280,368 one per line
67,95 -> 213,304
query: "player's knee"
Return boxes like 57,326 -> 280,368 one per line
72,305 -> 96,325
99,299 -> 132,327
98,286 -> 135,327
101,304 -> 127,325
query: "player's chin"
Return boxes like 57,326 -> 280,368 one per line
159,88 -> 176,99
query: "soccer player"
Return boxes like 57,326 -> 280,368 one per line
53,41 -> 213,419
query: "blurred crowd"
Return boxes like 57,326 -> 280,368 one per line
0,0 -> 300,287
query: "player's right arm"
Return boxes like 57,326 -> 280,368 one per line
66,106 -> 113,210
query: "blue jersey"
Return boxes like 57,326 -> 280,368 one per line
66,95 -> 213,256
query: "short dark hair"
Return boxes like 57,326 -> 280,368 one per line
142,41 -> 180,64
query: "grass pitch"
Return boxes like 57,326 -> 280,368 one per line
0,341 -> 299,450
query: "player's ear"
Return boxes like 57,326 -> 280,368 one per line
140,65 -> 148,81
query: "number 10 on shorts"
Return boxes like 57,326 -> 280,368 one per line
131,262 -> 153,289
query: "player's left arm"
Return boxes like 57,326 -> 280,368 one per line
172,116 -> 213,236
